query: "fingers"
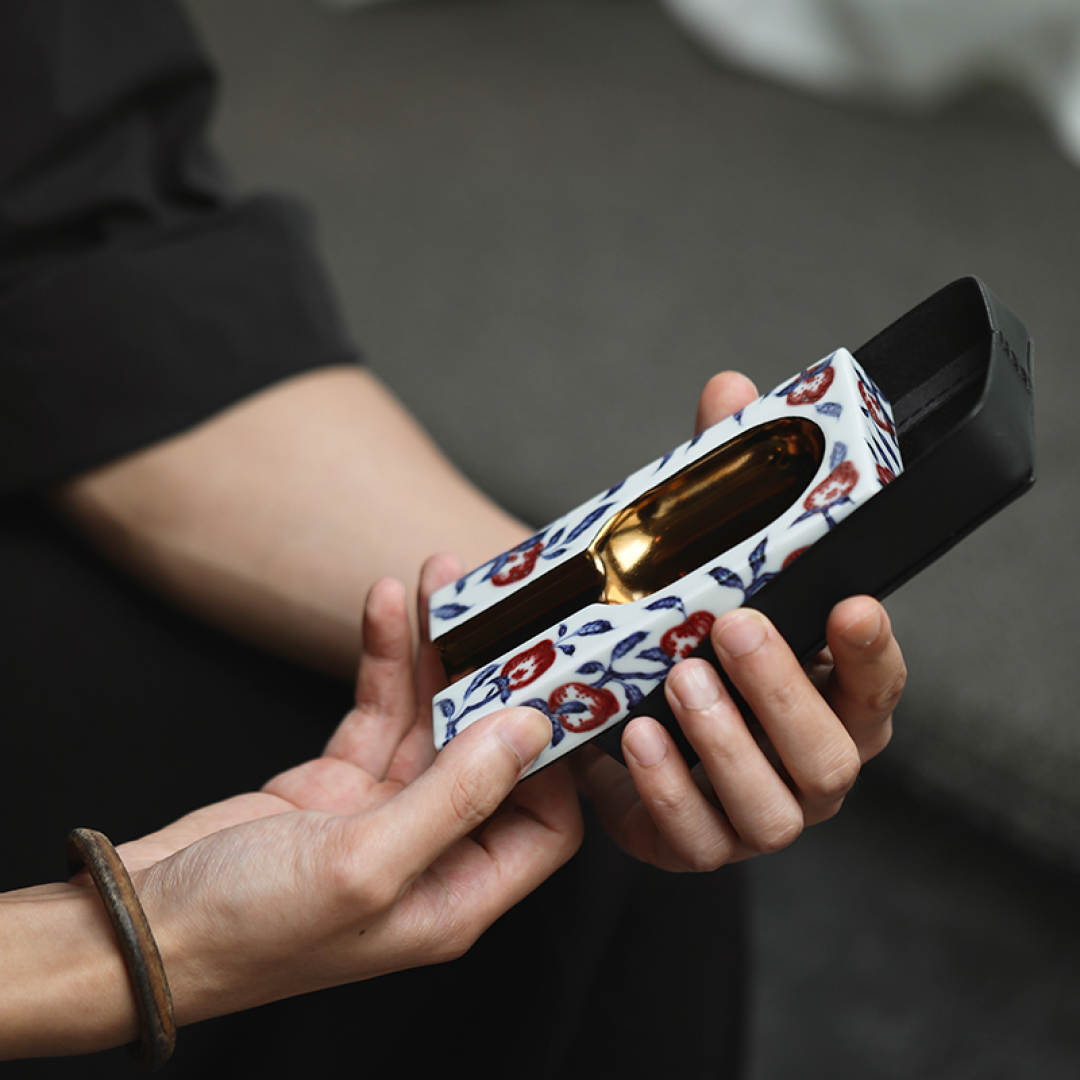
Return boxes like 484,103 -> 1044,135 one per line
711,609 -> 861,826
383,553 -> 464,783
367,707 -> 555,885
695,371 -> 759,435
402,758 -> 583,958
325,709 -> 579,973
822,597 -> 906,762
662,660 -> 807,851
323,577 -> 414,778
452,761 -> 584,911
570,742 -> 707,872
323,553 -> 464,783
415,553 -> 463,721
620,716 -> 743,871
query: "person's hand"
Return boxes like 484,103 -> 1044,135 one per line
115,558 -> 582,1026
571,372 -> 907,871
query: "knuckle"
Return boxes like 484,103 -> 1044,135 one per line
804,748 -> 861,804
760,677 -> 803,719
430,922 -> 476,965
687,711 -> 742,763
324,845 -> 398,916
752,809 -> 804,854
449,764 -> 499,831
869,663 -> 908,715
683,841 -> 733,873
650,783 -> 694,820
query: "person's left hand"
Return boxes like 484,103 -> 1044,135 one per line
569,371 -> 907,871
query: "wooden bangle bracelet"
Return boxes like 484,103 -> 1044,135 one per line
67,828 -> 176,1070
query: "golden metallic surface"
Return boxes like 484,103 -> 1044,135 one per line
436,417 -> 825,682
593,418 -> 825,603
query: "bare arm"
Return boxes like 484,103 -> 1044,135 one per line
52,365 -> 530,678
0,566 -> 581,1060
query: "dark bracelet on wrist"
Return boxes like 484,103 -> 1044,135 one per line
67,828 -> 176,1070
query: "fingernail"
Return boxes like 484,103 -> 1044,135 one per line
670,661 -> 720,710
715,610 -> 767,658
497,709 -> 551,770
625,719 -> 668,768
841,606 -> 882,649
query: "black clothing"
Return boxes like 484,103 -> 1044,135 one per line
0,2 -> 355,495
0,4 -> 747,1076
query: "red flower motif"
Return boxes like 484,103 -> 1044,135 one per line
500,639 -> 557,691
491,541 -> 543,586
548,682 -> 620,733
660,611 -> 716,660
859,382 -> 895,436
805,461 -> 859,509
787,364 -> 835,406
782,546 -> 808,570
876,463 -> 896,486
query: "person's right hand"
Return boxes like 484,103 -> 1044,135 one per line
113,557 -> 583,1029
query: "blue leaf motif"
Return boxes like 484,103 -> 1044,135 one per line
576,661 -> 604,675
557,624 -> 567,637
513,532 -> 544,552
654,450 -> 675,473
437,699 -> 455,719
745,571 -> 777,598
481,555 -> 508,582
830,441 -> 848,469
709,567 -> 744,591
555,700 -> 588,716
613,631 -> 648,659
541,547 -> 568,560
816,401 -> 842,418
749,538 -> 768,577
604,480 -> 625,498
522,697 -> 552,718
625,684 -> 645,707
557,643 -> 576,656
545,527 -> 564,548
576,620 -> 613,636
432,603 -> 470,620
645,596 -> 682,611
732,408 -> 745,425
566,502 -> 616,544
466,663 -> 498,699
638,647 -> 674,664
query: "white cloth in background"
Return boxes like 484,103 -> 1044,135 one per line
662,0 -> 1080,163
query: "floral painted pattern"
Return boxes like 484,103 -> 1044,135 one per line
431,348 -> 902,776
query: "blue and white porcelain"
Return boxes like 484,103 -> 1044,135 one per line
429,348 -> 902,777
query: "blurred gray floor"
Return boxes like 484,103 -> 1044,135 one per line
188,1 -> 1080,1076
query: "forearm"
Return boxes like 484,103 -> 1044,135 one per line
0,884 -> 140,1059
52,366 -> 529,678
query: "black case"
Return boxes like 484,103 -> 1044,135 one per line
596,275 -> 1037,765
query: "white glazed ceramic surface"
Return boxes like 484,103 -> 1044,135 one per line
430,349 -> 902,776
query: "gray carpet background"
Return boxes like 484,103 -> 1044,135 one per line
188,2 -> 1080,1076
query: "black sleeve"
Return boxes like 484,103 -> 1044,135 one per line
0,1 -> 359,497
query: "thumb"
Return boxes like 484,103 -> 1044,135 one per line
369,707 -> 551,880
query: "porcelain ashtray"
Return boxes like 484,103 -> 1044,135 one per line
429,348 -> 901,778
